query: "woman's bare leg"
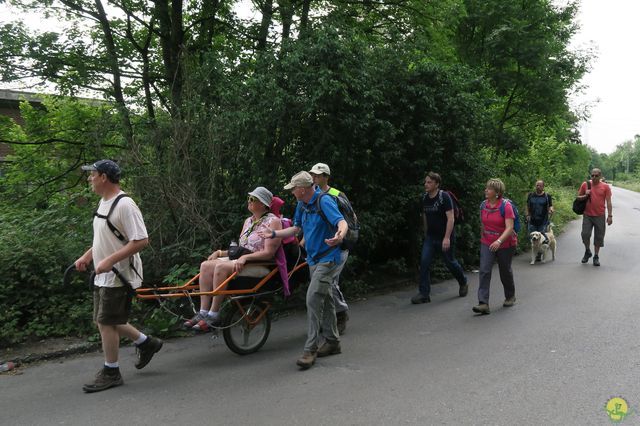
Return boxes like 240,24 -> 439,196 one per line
210,261 -> 235,313
198,259 -> 223,311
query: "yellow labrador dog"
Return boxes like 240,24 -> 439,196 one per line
529,227 -> 556,264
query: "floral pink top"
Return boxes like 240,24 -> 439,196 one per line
480,198 -> 517,248
239,213 -> 280,253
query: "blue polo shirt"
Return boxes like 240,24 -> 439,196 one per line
294,188 -> 344,266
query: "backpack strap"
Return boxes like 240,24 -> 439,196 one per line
579,181 -> 592,198
311,193 -> 340,263
583,180 -> 592,204
421,190 -> 447,211
481,199 -> 504,214
111,267 -> 136,296
438,190 -> 449,210
93,193 -> 143,283
442,190 -> 454,210
327,187 -> 341,197
315,193 -> 334,230
94,193 -> 130,243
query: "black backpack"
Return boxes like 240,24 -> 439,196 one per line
315,191 -> 359,251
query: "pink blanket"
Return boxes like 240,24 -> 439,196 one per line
274,245 -> 290,296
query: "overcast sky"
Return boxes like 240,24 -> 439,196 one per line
569,0 -> 640,154
1,0 -> 637,154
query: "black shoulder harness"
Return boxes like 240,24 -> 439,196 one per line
93,193 -> 143,284
94,193 -> 130,243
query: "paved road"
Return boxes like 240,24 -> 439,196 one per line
3,186 -> 640,426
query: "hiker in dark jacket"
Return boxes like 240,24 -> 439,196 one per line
412,171 -> 468,305
526,180 -> 554,254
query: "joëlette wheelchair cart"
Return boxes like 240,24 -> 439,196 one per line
135,243 -> 309,355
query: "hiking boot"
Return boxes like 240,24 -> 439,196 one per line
503,297 -> 517,307
472,303 -> 490,315
296,351 -> 317,370
411,293 -> 431,304
192,316 -> 221,332
183,312 -> 206,329
581,250 -> 592,264
82,367 -> 123,393
459,283 -> 469,298
317,340 -> 342,358
593,255 -> 600,267
135,336 -> 163,369
336,311 -> 349,335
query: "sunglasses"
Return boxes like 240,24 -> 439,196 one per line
591,174 -> 600,178
247,196 -> 258,203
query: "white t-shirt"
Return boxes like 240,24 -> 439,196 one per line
92,191 -> 148,288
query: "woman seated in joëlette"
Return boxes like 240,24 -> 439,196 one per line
184,186 -> 282,331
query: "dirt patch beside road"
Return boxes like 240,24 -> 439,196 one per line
1,337 -> 100,369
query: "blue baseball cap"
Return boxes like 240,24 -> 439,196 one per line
82,159 -> 121,182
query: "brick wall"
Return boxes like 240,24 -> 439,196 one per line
0,105 -> 23,124
0,96 -> 27,160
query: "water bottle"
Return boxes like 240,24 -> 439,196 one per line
0,361 -> 15,372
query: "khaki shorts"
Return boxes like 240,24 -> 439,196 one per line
93,286 -> 132,325
581,215 -> 606,247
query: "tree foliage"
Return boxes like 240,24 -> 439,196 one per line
0,0 -> 593,344
597,135 -> 640,181
456,0 -> 587,137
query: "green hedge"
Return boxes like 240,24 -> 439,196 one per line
0,203 -> 94,346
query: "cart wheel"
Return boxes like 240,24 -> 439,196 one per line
222,300 -> 271,355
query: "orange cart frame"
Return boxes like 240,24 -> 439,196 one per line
135,261 -> 308,355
